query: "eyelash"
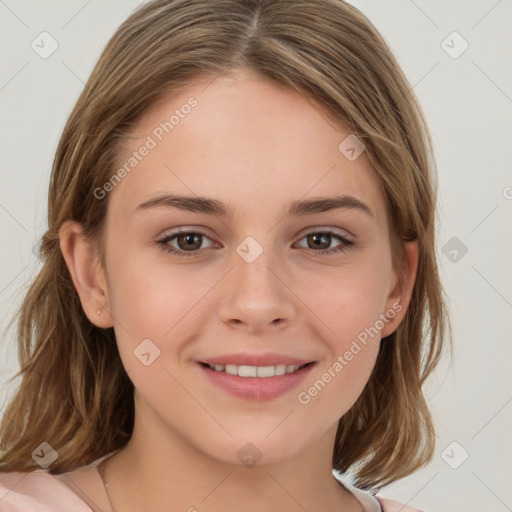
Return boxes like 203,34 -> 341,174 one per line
156,229 -> 354,258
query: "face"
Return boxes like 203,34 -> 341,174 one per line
85,69 -> 408,466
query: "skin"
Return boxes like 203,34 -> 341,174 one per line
59,68 -> 418,512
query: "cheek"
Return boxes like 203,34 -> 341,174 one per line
301,256 -> 392,345
296,275 -> 383,426
106,242 -> 209,331
293,254 -> 391,416
104,244 -> 224,378
105,258 -> 216,401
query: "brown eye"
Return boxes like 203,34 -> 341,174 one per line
306,233 -> 332,250
157,230 -> 216,258
295,230 -> 354,256
176,233 -> 203,251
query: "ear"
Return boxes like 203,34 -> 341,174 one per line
59,220 -> 113,328
380,241 -> 419,338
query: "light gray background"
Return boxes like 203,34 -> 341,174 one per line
1,1 -> 511,511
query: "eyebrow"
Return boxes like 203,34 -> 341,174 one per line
134,194 -> 374,218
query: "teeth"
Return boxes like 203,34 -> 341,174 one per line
274,364 -> 287,376
257,366 -> 276,377
225,364 -> 238,375
207,363 -> 304,377
238,365 -> 257,377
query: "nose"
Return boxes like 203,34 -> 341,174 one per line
216,250 -> 298,335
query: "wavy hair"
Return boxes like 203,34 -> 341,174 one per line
0,0 -> 450,491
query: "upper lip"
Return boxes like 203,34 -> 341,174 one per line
199,353 -> 315,367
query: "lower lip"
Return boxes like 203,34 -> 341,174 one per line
198,363 -> 316,401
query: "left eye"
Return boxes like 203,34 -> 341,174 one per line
158,231 -> 215,255
294,231 -> 353,254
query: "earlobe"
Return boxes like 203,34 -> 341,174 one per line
380,241 -> 419,338
59,221 -> 113,328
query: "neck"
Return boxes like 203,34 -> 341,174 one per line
102,395 -> 358,512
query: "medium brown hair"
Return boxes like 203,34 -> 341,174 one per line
0,0 -> 450,491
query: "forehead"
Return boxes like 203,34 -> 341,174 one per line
110,70 -> 388,227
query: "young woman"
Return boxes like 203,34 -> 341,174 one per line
0,1 -> 449,511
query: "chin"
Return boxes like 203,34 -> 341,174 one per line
194,430 -> 314,469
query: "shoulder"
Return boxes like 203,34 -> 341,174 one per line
377,496 -> 425,512
0,470 -> 92,511
332,470 -> 425,512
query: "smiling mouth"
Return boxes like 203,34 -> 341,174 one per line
199,361 -> 315,378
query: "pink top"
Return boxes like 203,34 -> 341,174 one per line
0,456 -> 423,512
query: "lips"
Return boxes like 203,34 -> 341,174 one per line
200,353 -> 314,367
200,361 -> 313,377
197,353 -> 317,400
